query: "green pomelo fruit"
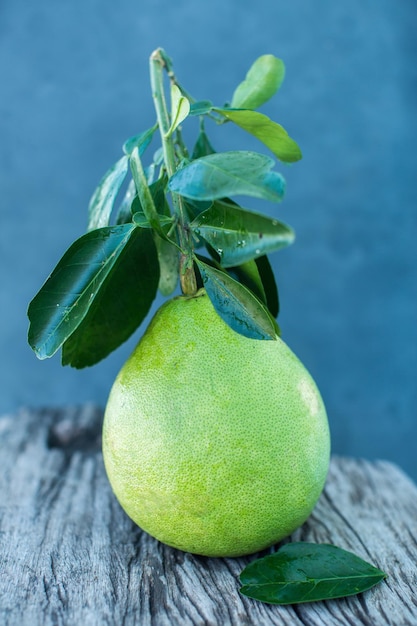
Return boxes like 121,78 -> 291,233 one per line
103,289 -> 330,557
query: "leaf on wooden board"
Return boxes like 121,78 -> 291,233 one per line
190,200 -> 294,267
168,151 -> 285,203
168,84 -> 190,136
87,155 -> 129,231
215,108 -> 302,163
28,224 -> 140,360
240,543 -> 387,605
122,125 -> 157,156
195,258 -> 278,341
231,54 -> 285,110
61,228 -> 159,368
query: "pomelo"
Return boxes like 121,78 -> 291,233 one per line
103,289 -> 330,557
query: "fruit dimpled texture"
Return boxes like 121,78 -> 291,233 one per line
103,290 -> 330,557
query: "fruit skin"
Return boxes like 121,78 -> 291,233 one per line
103,289 -> 330,557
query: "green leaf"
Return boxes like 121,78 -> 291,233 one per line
184,198 -> 212,221
154,235 -> 179,296
189,100 -> 214,116
240,543 -> 387,605
168,84 -> 190,136
61,228 -> 159,367
122,125 -> 157,156
228,259 -> 266,304
231,55 -> 285,110
28,224 -> 140,360
191,127 -> 216,160
130,147 -> 165,235
87,155 -> 129,231
132,212 -> 173,228
168,151 -> 285,202
191,200 -> 294,267
228,257 -> 279,320
215,108 -> 302,163
195,258 -> 278,340
115,178 -> 136,225
255,255 -> 279,317
130,175 -> 176,237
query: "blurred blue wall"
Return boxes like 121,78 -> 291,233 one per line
1,1 -> 416,478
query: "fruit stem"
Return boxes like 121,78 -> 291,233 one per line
150,48 -> 197,296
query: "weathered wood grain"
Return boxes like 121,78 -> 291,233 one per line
1,405 -> 416,626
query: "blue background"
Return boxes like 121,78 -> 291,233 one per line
1,1 -> 416,478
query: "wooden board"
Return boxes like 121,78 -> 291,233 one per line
1,405 -> 416,625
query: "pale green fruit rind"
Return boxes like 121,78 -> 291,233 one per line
103,290 -> 330,557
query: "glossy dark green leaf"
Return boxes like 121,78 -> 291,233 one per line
189,100 -> 214,116
228,259 -> 266,304
122,125 -> 157,156
225,257 -> 279,322
184,198 -> 212,221
215,108 -> 302,163
115,178 -> 136,224
195,258 -> 277,340
87,155 -> 129,231
28,224 -> 139,360
255,255 -> 279,317
168,151 -> 285,202
190,200 -> 294,267
240,543 -> 387,605
61,228 -> 159,368
230,55 -> 285,110
191,128 -> 216,160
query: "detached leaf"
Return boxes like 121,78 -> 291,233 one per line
240,543 -> 387,605
168,84 -> 190,136
195,258 -> 277,340
87,155 -> 129,231
215,108 -> 302,163
191,200 -> 294,267
231,55 -> 285,110
28,224 -> 139,360
61,228 -> 159,367
168,151 -> 285,202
